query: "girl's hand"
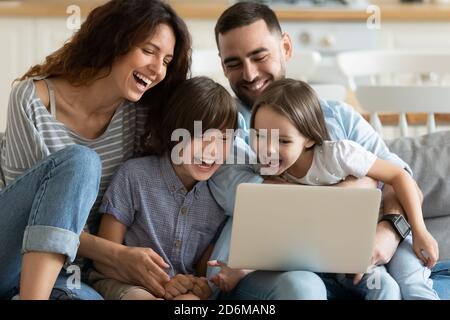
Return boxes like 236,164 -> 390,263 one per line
207,260 -> 252,292
164,274 -> 195,300
412,228 -> 439,268
115,246 -> 170,297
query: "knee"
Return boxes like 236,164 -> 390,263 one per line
270,271 -> 327,300
368,271 -> 402,300
61,145 -> 102,183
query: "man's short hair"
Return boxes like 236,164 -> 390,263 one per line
215,1 -> 282,48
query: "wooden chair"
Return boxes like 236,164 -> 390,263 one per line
337,50 -> 450,137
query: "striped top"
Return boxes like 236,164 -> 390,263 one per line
0,77 -> 150,232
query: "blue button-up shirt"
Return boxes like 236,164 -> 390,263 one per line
99,154 -> 226,276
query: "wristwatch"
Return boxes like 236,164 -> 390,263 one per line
379,214 -> 411,241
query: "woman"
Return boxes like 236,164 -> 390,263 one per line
0,0 -> 191,300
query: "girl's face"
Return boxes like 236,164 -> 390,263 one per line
112,23 -> 176,102
173,130 -> 235,189
253,105 -> 314,175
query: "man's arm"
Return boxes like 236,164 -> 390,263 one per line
209,136 -> 263,215
324,100 -> 415,265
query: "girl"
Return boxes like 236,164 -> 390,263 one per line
0,0 -> 190,300
90,77 -> 238,300
210,78 -> 440,300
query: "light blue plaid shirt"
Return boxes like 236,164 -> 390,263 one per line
99,154 -> 226,276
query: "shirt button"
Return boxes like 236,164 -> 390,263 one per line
175,240 -> 182,248
181,207 -> 188,215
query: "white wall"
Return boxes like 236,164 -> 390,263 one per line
0,17 -> 75,131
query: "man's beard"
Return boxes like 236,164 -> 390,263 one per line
233,63 -> 286,108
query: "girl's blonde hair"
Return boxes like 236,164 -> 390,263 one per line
250,78 -> 330,145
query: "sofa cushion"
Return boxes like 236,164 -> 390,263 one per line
423,215 -> 450,261
387,130 -> 450,220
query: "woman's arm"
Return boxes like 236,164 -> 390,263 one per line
78,215 -> 170,296
86,214 -> 127,281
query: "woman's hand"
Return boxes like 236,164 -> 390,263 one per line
115,246 -> 171,297
412,228 -> 439,268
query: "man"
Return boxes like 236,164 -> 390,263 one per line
207,1 -> 450,299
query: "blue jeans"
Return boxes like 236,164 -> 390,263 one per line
386,234 -> 439,300
431,260 -> 450,300
50,270 -> 102,300
0,145 -> 101,300
208,218 -> 327,300
208,218 -> 449,300
330,265 -> 402,300
218,270 -> 327,300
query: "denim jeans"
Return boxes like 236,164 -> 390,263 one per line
208,218 -> 448,300
50,270 -> 103,300
326,265 -> 401,300
218,270 -> 327,300
386,234 -> 439,300
208,218 -> 327,300
0,145 -> 101,300
431,260 -> 450,300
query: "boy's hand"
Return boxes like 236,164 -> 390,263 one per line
191,276 -> 212,300
164,274 -> 194,300
207,260 -> 251,292
413,229 -> 439,269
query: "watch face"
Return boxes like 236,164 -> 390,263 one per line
395,217 -> 411,238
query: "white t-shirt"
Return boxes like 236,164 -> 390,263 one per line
282,140 -> 377,186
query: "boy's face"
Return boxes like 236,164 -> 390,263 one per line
173,130 -> 234,187
218,19 -> 293,108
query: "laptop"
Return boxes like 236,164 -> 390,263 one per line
228,183 -> 381,274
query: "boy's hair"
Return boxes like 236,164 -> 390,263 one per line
251,78 -> 330,145
143,76 -> 237,156
214,1 -> 282,47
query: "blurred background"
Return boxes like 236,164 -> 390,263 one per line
1,0 -> 450,138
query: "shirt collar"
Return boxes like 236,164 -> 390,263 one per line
159,153 -> 207,198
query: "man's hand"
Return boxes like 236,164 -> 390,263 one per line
336,182 -> 403,285
336,175 -> 378,189
353,220 -> 401,284
263,176 -> 289,184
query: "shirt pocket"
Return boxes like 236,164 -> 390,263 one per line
183,227 -> 216,274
